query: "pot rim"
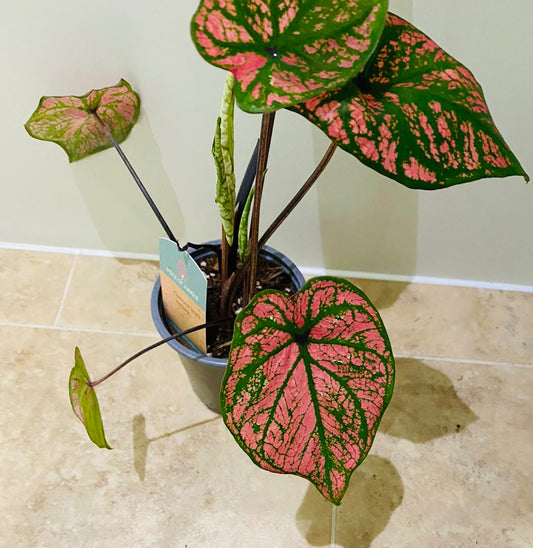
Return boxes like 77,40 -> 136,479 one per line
150,241 -> 305,366
151,276 -> 228,367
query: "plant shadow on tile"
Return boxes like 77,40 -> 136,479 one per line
296,456 -> 403,547
351,280 -> 411,311
133,414 -> 220,481
295,358 -> 476,546
379,358 -> 478,442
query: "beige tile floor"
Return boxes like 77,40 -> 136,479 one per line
1,248 -> 532,547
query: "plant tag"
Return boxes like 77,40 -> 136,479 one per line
159,238 -> 208,353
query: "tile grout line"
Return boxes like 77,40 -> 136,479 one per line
394,353 -> 533,371
1,317 -> 531,370
0,321 -> 531,370
0,320 -> 158,339
330,504 -> 337,548
53,252 -> 79,328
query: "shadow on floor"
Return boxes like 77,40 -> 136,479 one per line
351,279 -> 411,311
296,357 -> 476,545
133,414 -> 220,481
380,358 -> 478,443
296,456 -> 404,547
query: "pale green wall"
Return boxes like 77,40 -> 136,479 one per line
412,0 -> 533,285
3,0 -> 531,285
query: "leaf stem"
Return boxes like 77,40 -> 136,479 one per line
93,112 -> 181,249
229,139 -> 260,273
245,112 -> 276,302
87,317 -> 231,387
258,142 -> 337,249
224,141 -> 338,307
220,226 -> 230,285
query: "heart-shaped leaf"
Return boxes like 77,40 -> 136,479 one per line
291,13 -> 529,188
25,79 -> 140,162
221,277 -> 394,504
191,0 -> 388,113
69,348 -> 111,449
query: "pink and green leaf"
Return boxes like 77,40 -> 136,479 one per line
191,0 -> 388,113
221,277 -> 394,505
25,79 -> 140,162
291,13 -> 529,188
69,348 -> 111,449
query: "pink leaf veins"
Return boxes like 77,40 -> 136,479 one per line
222,277 -> 394,505
25,79 -> 140,162
191,0 -> 388,113
291,13 -> 529,188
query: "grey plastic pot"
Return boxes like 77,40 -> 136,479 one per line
150,241 -> 305,414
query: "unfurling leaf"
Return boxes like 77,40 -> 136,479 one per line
222,277 -> 394,505
69,348 -> 111,449
238,185 -> 255,261
220,73 -> 236,182
191,0 -> 388,113
25,79 -> 140,162
213,120 -> 235,244
213,74 -> 236,244
291,13 -> 529,189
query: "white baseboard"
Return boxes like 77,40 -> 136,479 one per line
0,241 -> 159,262
2,241 -> 532,293
299,266 -> 533,293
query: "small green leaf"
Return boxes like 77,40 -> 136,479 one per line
25,79 -> 140,162
69,348 -> 111,449
238,185 -> 255,261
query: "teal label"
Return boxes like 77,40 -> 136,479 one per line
159,238 -> 207,311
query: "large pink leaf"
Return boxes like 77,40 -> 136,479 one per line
221,276 -> 394,504
25,79 -> 140,162
291,13 -> 529,188
191,0 -> 388,113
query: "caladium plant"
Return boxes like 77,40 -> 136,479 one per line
223,277 -> 394,505
190,0 -> 389,112
290,13 -> 529,189
25,0 -> 528,506
25,79 -> 179,244
25,79 -> 140,162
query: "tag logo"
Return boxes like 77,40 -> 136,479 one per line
176,258 -> 188,282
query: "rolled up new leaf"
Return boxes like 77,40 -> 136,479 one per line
191,0 -> 388,113
222,277 -> 394,505
212,74 -> 236,244
25,79 -> 140,162
291,13 -> 529,188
